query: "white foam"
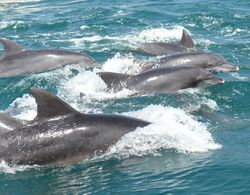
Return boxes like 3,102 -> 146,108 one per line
0,21 -> 15,29
199,16 -> 223,29
102,52 -> 143,74
223,28 -> 247,37
8,65 -> 86,120
68,25 -> 216,53
69,26 -> 192,49
0,20 -> 29,31
80,25 -> 89,30
233,14 -> 246,19
106,105 -> 221,159
57,69 -> 108,109
6,64 -> 136,119
8,94 -> 36,120
196,38 -> 215,50
114,9 -> 126,17
71,35 -> 105,43
231,73 -> 248,81
136,26 -> 186,43
57,69 -> 135,105
201,98 -> 218,110
0,161 -> 37,174
70,35 -> 117,48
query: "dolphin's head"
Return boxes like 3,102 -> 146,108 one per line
197,68 -> 213,81
206,53 -> 239,73
197,68 -> 224,87
209,63 -> 239,73
205,53 -> 226,66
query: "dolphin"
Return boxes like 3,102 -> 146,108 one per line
136,29 -> 195,56
0,112 -> 27,135
140,52 -> 239,73
0,88 -> 150,165
0,38 -> 100,78
97,66 -> 224,94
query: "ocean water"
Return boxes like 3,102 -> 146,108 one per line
0,0 -> 249,194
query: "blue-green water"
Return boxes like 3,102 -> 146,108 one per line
0,0 -> 249,194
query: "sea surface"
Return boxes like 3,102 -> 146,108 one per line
0,0 -> 249,194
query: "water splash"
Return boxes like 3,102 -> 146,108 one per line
68,26 -> 204,50
105,105 -> 221,159
102,52 -> 143,74
0,161 -> 38,174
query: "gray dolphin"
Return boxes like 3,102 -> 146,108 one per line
0,38 -> 100,78
136,29 -> 195,56
141,52 -> 239,73
0,88 -> 149,165
0,112 -> 27,135
97,66 -> 224,94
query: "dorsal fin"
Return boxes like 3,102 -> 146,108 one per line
0,38 -> 25,58
180,29 -> 195,49
97,72 -> 131,89
30,88 -> 77,120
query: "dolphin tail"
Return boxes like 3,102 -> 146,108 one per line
180,29 -> 195,49
97,72 -> 131,90
0,38 -> 25,58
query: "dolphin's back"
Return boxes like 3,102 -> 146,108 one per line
159,52 -> 225,66
141,52 -> 226,71
0,113 -> 27,135
136,29 -> 195,56
127,66 -> 211,93
0,112 -> 149,165
137,43 -> 189,56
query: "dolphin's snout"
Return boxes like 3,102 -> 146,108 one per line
209,63 -> 239,73
203,77 -> 225,85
